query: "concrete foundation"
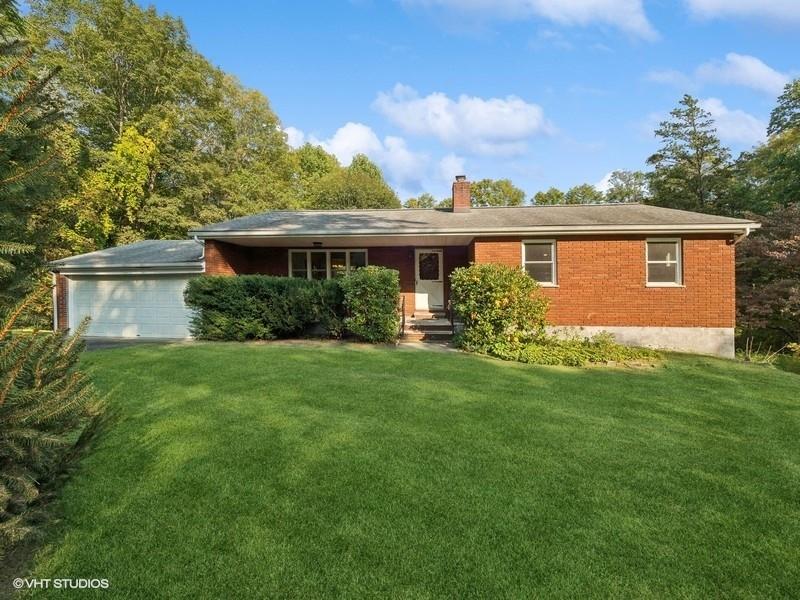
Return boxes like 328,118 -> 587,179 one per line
548,326 -> 735,358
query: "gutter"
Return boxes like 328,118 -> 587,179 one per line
50,263 -> 205,276
189,222 -> 761,239
730,224 -> 755,245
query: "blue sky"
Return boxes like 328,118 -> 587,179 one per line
142,0 -> 798,201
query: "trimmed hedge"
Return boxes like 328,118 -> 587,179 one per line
184,276 -> 345,341
184,268 -> 400,343
339,266 -> 401,343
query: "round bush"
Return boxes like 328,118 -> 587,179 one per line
449,263 -> 550,355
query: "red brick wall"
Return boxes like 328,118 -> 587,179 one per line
55,274 -> 69,331
204,240 -> 252,275
472,235 -> 735,328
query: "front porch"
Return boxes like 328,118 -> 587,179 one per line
204,239 -> 471,319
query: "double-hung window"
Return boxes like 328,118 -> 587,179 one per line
522,241 -> 557,286
646,239 -> 682,286
289,249 -> 367,280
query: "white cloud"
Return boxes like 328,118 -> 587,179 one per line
696,53 -> 789,96
285,122 -> 431,193
313,122 -> 384,164
373,83 -> 553,156
647,53 -> 789,97
438,153 -> 466,183
595,171 -> 614,193
283,126 -> 306,148
686,0 -> 800,22
402,0 -> 658,39
645,69 -> 694,90
698,98 -> 767,145
380,136 -> 429,187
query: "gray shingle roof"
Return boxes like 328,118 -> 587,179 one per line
50,240 -> 204,269
189,204 -> 757,237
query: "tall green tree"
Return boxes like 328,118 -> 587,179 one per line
768,79 -> 800,137
564,183 -> 604,204
728,79 -> 800,217
309,169 -> 399,210
471,178 -> 525,207
28,0 -> 242,243
532,187 -> 565,205
604,170 -> 649,203
647,95 -> 732,213
0,1 -> 73,312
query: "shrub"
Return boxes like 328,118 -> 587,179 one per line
339,266 -> 400,343
184,276 -> 345,341
514,333 -> 660,367
1,291 -> 100,558
450,263 -> 550,355
450,264 -> 658,366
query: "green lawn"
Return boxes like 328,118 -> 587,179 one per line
25,342 -> 800,598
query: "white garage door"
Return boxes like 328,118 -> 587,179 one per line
68,275 -> 196,338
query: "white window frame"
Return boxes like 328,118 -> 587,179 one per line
288,249 -> 368,280
645,238 -> 683,287
521,239 -> 557,287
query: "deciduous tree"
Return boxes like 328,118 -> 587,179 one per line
532,187 -> 565,205
564,183 -> 604,204
470,178 -> 525,207
603,170 -> 649,203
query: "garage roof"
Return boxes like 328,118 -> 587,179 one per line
189,203 -> 759,238
50,240 -> 204,272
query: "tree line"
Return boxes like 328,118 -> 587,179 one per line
1,0 -> 798,347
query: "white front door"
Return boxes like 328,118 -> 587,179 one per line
414,249 -> 444,312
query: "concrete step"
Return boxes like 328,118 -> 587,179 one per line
404,318 -> 453,332
412,311 -> 447,320
402,330 -> 454,342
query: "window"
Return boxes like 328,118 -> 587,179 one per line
288,250 -> 368,280
522,241 -> 556,286
646,239 -> 682,286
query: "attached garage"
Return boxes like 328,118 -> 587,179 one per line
67,275 -> 197,338
50,240 -> 205,339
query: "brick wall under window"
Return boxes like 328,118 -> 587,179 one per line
472,234 -> 735,328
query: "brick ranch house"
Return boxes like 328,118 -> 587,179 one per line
50,176 -> 759,357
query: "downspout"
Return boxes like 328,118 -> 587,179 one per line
731,225 -> 752,246
51,272 -> 58,331
193,236 -> 205,270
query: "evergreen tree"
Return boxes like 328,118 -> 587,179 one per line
0,0 -> 70,314
0,290 -> 99,558
647,95 -> 732,213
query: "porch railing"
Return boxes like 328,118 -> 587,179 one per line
398,295 -> 406,338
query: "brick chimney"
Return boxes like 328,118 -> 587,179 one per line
452,175 -> 471,212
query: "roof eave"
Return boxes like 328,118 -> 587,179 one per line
190,222 -> 760,239
50,262 -> 205,275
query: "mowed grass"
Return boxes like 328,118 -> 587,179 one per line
26,342 -> 800,598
